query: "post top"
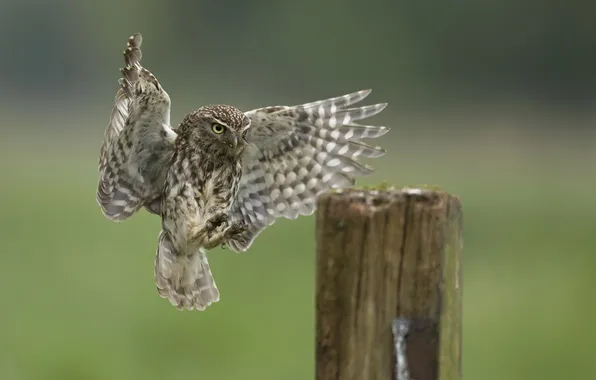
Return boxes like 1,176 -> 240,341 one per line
319,185 -> 457,215
327,184 -> 447,197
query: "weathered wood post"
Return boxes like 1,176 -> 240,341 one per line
316,187 -> 462,380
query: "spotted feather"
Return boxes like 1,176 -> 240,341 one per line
96,33 -> 176,221
227,89 -> 389,251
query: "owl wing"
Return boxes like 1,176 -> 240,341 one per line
227,89 -> 389,252
97,33 -> 177,221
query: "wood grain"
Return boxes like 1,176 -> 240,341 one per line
315,188 -> 462,380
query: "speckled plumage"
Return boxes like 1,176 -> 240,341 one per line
97,33 -> 390,311
156,106 -> 249,310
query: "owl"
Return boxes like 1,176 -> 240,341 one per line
97,33 -> 390,311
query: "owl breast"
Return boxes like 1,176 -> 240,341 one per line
195,167 -> 237,218
162,152 -> 242,249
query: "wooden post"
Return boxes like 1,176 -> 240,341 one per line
316,187 -> 462,380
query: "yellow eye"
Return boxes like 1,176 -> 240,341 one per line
212,123 -> 225,134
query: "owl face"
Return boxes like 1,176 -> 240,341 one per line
182,105 -> 251,156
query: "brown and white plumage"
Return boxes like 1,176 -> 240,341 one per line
97,33 -> 176,220
157,106 -> 249,310
96,33 -> 389,311
227,90 -> 388,252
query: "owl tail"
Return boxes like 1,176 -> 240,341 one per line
154,230 -> 220,311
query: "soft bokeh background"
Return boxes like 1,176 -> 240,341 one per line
1,1 -> 595,379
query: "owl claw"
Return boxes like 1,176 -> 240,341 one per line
225,221 -> 248,238
205,213 -> 229,232
223,221 -> 248,247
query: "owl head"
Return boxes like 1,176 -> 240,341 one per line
180,104 -> 251,156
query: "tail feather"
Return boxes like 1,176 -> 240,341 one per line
154,231 -> 220,311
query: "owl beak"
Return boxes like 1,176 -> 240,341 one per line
227,134 -> 240,150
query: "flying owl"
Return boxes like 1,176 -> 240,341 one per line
97,33 -> 390,311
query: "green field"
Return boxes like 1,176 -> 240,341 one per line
1,136 -> 595,380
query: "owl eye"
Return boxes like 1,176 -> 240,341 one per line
211,123 -> 225,134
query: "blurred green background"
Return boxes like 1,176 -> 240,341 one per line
1,1 -> 595,379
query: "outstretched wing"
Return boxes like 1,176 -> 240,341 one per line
227,89 -> 389,252
97,33 -> 177,221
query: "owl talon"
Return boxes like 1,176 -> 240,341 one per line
223,221 -> 248,247
225,221 -> 248,238
230,235 -> 248,247
205,213 -> 229,232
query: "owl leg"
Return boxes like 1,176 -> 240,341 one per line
204,213 -> 228,231
198,220 -> 248,250
196,213 -> 228,249
201,227 -> 227,250
195,214 -> 246,250
186,222 -> 223,250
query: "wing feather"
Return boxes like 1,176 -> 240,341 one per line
97,33 -> 176,221
228,89 -> 389,251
